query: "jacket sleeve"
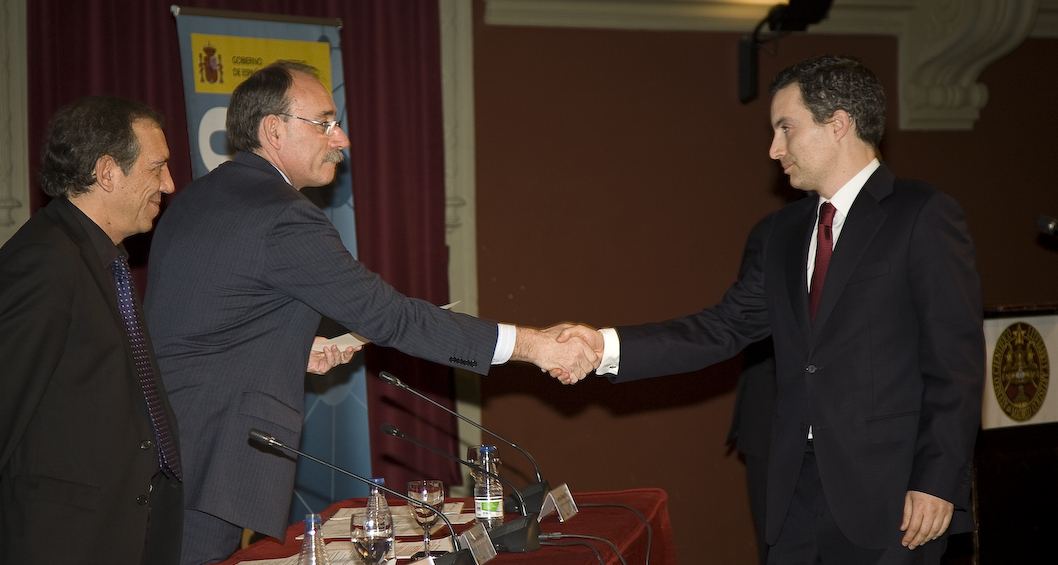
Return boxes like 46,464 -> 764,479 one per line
906,191 -> 984,506
0,243 -> 74,470
261,197 -> 499,374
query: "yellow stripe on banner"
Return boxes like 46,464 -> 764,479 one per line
190,33 -> 332,94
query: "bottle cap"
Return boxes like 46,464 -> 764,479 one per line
481,445 -> 496,453
369,477 -> 385,486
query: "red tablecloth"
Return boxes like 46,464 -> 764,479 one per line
220,488 -> 676,565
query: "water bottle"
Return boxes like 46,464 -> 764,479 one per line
473,445 -> 504,530
357,477 -> 395,564
297,513 -> 331,565
366,478 -> 392,525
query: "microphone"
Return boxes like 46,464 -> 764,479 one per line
380,424 -> 541,553
1038,215 -> 1058,236
247,429 -> 475,565
379,371 -> 550,513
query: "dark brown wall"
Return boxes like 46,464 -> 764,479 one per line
472,4 -> 1058,563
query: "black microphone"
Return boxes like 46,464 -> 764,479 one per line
379,371 -> 550,513
380,423 -> 541,553
247,429 -> 475,565
1038,215 -> 1058,236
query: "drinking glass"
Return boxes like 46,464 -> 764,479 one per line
351,510 -> 393,565
407,479 -> 446,559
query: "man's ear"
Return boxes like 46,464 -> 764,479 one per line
94,155 -> 120,193
261,114 -> 284,150
829,109 -> 852,142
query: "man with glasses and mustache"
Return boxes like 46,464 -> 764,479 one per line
144,61 -> 597,565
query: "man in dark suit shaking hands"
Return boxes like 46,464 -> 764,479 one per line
0,97 -> 182,564
555,55 -> 984,564
145,61 -> 598,565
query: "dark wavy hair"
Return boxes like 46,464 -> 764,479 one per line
39,96 -> 164,198
769,55 -> 886,148
226,60 -> 321,153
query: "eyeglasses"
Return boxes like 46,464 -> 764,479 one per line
278,113 -> 341,136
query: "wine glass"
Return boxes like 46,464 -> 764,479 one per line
407,479 -> 446,559
351,509 -> 393,565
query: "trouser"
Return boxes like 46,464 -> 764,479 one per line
768,442 -> 948,565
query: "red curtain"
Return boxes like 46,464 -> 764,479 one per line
27,0 -> 461,490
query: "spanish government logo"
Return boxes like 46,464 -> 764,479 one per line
199,43 -> 223,84
992,322 -> 1050,422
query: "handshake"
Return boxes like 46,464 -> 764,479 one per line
512,323 -> 605,385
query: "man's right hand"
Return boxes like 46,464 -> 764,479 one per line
547,323 -> 605,384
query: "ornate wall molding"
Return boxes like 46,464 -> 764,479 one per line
485,0 -> 1058,130
0,0 -> 29,243
897,0 -> 1039,129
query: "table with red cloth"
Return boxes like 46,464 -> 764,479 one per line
218,488 -> 675,565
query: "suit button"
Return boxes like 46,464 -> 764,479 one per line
140,440 -> 154,450
805,365 -> 817,374
136,495 -> 149,506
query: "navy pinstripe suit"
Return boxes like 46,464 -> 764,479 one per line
145,152 -> 498,540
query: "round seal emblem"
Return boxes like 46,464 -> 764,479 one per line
991,322 -> 1050,422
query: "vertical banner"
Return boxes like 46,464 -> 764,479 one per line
172,6 -> 371,526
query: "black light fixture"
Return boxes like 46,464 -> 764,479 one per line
738,0 -> 834,104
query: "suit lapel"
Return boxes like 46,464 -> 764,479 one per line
809,165 -> 894,336
784,197 -> 817,340
44,200 -> 125,327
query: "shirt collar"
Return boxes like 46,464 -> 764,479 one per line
62,197 -> 122,268
269,162 -> 293,187
818,158 -> 880,217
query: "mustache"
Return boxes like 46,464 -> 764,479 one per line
324,150 -> 344,164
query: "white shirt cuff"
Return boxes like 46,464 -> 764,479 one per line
492,323 -> 517,365
597,327 -> 621,375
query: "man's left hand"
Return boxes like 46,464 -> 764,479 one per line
307,337 -> 360,375
900,490 -> 953,550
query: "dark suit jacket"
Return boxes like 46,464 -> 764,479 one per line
0,198 -> 182,564
726,215 -> 777,460
145,152 -> 499,539
610,164 -> 984,549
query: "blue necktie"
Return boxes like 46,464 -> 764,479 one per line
112,256 -> 182,481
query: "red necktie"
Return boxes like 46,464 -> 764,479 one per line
808,202 -> 836,321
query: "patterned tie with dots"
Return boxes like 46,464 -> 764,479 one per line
112,256 -> 182,480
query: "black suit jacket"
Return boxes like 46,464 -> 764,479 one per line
145,152 -> 499,539
727,215 -> 777,459
610,164 -> 984,549
0,198 -> 182,564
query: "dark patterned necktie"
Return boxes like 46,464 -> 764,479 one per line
112,256 -> 182,480
808,202 -> 836,321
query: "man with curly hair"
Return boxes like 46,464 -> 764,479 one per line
558,55 -> 983,564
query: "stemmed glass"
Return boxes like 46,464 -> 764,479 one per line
351,509 -> 393,565
407,480 -> 446,560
